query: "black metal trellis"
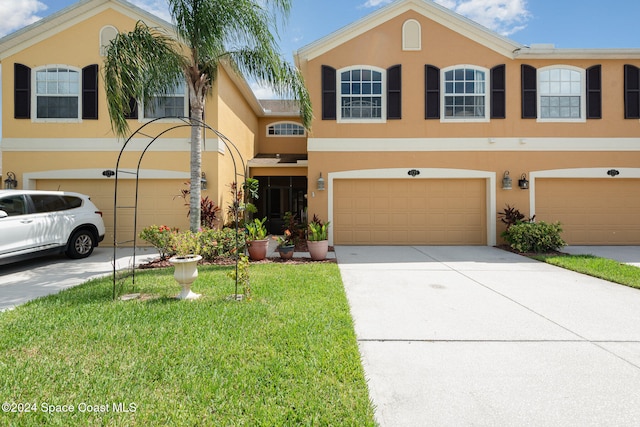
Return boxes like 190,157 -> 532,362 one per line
109,116 -> 247,300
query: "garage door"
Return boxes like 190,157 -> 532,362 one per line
37,179 -> 190,246
334,179 -> 486,245
536,178 -> 640,245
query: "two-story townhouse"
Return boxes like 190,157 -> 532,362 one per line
0,0 -> 307,244
295,0 -> 640,246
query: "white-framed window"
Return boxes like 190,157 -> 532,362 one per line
33,65 -> 81,121
538,66 -> 585,121
442,65 -> 489,122
338,66 -> 386,123
267,122 -> 306,137
143,81 -> 188,119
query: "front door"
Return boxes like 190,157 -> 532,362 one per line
255,176 -> 307,235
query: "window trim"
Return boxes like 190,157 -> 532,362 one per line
537,65 -> 586,123
336,65 -> 387,124
441,64 -> 490,123
31,64 -> 82,123
266,121 -> 306,137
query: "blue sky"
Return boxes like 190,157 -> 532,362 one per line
0,0 -> 639,103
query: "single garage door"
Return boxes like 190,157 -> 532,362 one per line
37,179 -> 190,246
536,178 -> 640,245
334,178 -> 486,245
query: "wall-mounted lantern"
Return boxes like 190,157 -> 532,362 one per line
317,172 -> 325,191
502,171 -> 512,190
518,173 -> 529,190
4,172 -> 18,189
200,172 -> 208,190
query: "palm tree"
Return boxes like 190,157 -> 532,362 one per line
103,0 -> 312,232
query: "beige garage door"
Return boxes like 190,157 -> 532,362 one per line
536,178 -> 640,245
37,179 -> 190,246
334,179 -> 486,245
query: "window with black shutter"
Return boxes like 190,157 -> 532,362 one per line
387,64 -> 401,119
425,64 -> 440,119
82,64 -> 99,120
586,65 -> 601,119
14,63 -> 31,119
321,65 -> 336,120
491,64 -> 506,119
521,64 -> 537,119
624,64 -> 640,119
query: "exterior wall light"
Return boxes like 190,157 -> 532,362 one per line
317,172 -> 325,191
502,171 -> 512,190
4,171 -> 18,189
518,173 -> 529,189
200,172 -> 207,190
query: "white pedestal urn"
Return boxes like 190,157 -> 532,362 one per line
169,255 -> 203,300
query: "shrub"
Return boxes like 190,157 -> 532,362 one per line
503,221 -> 566,253
198,227 -> 246,260
498,204 -> 535,230
138,225 -> 175,259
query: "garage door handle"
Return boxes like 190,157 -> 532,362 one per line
20,219 -> 34,224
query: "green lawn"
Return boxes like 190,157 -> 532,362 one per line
532,254 -> 640,289
0,263 -> 376,426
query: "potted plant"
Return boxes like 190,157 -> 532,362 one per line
273,229 -> 295,260
245,217 -> 269,261
307,216 -> 330,261
168,231 -> 202,300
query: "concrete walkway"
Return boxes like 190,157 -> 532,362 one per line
336,246 -> 640,426
563,245 -> 640,267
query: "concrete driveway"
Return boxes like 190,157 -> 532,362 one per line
336,246 -> 640,426
0,247 -> 158,312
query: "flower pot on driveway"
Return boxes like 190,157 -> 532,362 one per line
247,239 -> 269,261
169,254 -> 202,300
307,240 -> 328,261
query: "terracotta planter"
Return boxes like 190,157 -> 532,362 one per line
277,245 -> 295,259
169,254 -> 202,300
247,239 -> 269,261
307,240 -> 328,261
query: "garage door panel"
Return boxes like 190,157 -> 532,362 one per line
37,179 -> 189,246
334,178 -> 486,245
536,178 -> 640,245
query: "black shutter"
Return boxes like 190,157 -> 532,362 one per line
521,64 -> 537,119
125,98 -> 138,119
14,63 -> 31,119
387,64 -> 401,119
624,64 -> 640,119
425,64 -> 440,119
586,65 -> 602,119
321,65 -> 336,120
491,64 -> 506,119
82,64 -> 99,120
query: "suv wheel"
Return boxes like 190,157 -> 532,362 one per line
66,229 -> 96,259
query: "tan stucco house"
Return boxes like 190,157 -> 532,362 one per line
2,0 -> 640,247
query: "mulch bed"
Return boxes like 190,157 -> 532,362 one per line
138,247 -> 336,269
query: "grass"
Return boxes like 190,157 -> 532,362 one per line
532,254 -> 640,289
0,263 -> 376,426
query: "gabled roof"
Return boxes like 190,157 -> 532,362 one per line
294,0 -> 525,65
0,0 -> 171,60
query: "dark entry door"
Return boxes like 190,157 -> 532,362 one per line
255,176 -> 307,235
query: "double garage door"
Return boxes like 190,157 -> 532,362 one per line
536,178 -> 640,245
333,178 -> 487,245
37,179 -> 190,246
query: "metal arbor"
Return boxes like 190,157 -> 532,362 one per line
109,116 -> 247,299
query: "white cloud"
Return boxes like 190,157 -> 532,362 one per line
250,82 -> 278,100
129,0 -> 172,23
0,0 -> 47,37
435,0 -> 530,36
361,0 -> 393,8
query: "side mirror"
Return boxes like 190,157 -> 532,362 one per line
0,210 -> 8,218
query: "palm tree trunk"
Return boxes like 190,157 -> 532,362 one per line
189,103 -> 203,232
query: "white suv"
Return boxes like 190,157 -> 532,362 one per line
0,190 -> 106,265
